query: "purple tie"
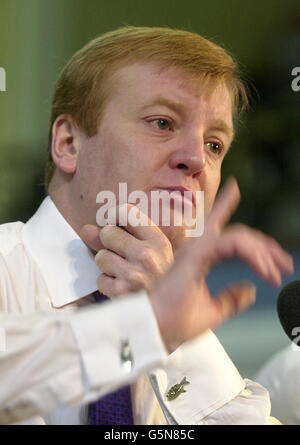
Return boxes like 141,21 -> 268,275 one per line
89,291 -> 134,425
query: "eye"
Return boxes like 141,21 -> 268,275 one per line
151,119 -> 171,131
206,141 -> 223,155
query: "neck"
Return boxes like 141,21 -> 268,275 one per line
48,175 -> 84,238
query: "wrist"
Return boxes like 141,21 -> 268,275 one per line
148,291 -> 181,354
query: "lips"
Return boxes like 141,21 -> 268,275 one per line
151,186 -> 196,206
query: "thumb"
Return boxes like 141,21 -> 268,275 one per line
80,224 -> 104,253
206,177 -> 240,237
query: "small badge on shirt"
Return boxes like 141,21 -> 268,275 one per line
166,376 -> 190,401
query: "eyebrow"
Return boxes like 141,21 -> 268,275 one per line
140,96 -> 188,115
208,119 -> 235,144
140,96 -> 235,143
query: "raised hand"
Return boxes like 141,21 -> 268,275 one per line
148,177 -> 294,352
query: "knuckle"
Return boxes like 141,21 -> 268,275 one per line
128,270 -> 145,288
138,248 -> 157,270
96,274 -> 108,294
95,249 -> 110,268
100,225 -> 114,243
266,235 -> 280,248
96,274 -> 104,287
158,235 -> 172,253
97,274 -> 119,298
115,280 -> 131,296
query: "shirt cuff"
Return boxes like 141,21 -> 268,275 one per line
69,291 -> 167,400
148,330 -> 245,424
198,379 -> 279,425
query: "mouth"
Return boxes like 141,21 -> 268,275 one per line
151,186 -> 196,206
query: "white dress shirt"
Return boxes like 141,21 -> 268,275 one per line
0,197 -> 279,425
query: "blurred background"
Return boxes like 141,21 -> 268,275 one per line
0,0 -> 299,379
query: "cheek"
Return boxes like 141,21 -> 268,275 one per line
98,125 -> 141,166
81,132 -> 157,195
102,126 -> 165,184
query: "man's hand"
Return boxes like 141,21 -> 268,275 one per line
148,177 -> 294,352
81,207 -> 174,296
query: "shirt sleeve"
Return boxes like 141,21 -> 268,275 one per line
148,330 -> 280,425
0,291 -> 167,424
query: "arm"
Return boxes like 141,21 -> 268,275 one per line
0,292 -> 166,424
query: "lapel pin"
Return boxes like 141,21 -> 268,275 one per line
166,376 -> 190,401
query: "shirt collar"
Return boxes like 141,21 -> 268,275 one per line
22,196 -> 100,307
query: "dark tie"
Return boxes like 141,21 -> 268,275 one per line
88,290 -> 134,425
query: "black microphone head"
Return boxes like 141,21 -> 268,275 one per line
277,280 -> 300,342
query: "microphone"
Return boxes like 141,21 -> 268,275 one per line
277,280 -> 300,343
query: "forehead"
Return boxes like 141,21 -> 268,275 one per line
107,62 -> 233,123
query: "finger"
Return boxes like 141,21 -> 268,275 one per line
99,224 -> 139,259
259,250 -> 291,287
80,224 -> 104,253
226,235 -> 283,286
205,177 -> 240,236
246,251 -> 282,287
228,227 -> 293,285
95,248 -> 128,275
200,227 -> 287,287
117,203 -> 166,242
97,273 -> 133,298
266,239 -> 294,275
95,248 -> 148,290
262,253 -> 283,287
236,227 -> 294,276
209,282 -> 256,329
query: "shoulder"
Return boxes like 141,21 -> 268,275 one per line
0,221 -> 37,312
257,345 -> 300,385
0,221 -> 25,256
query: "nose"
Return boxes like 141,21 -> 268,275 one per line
168,136 -> 206,177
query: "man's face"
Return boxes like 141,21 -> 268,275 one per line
74,63 -> 234,248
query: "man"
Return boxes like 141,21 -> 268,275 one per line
0,26 -> 293,424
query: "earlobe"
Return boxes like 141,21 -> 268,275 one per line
51,115 -> 79,174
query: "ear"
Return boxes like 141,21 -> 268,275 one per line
51,115 -> 79,174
